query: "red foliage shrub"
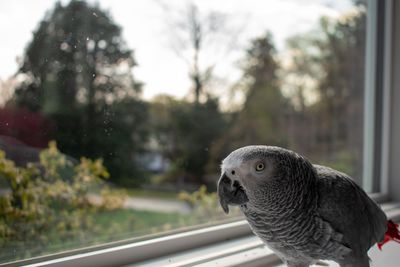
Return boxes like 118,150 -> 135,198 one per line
0,107 -> 54,148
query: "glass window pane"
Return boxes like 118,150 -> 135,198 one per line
0,0 -> 367,263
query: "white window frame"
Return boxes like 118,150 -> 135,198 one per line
3,0 -> 397,266
363,0 -> 393,194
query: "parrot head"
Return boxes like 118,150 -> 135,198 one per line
217,145 -> 315,214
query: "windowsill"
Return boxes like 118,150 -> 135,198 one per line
128,200 -> 400,267
7,219 -> 251,267
10,196 -> 400,267
127,236 -> 278,267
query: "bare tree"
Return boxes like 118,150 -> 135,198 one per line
158,1 -> 242,103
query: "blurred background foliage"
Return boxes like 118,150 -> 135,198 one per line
0,0 -> 366,262
0,0 -> 365,188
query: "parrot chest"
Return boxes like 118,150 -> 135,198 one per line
242,208 -> 343,262
244,210 -> 310,244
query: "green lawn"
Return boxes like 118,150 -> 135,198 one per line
125,188 -> 181,199
1,209 -> 188,264
92,209 -> 188,238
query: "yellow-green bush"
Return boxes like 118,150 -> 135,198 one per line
0,141 -> 125,249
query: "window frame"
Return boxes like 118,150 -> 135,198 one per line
2,0 -> 395,266
363,0 -> 393,194
379,0 -> 393,195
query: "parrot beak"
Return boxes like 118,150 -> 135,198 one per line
218,173 -> 231,214
217,173 -> 249,214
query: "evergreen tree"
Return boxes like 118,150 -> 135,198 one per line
13,1 -> 148,185
231,33 -> 289,147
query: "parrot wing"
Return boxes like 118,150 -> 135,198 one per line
313,164 -> 387,256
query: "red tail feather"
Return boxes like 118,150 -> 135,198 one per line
377,220 -> 400,250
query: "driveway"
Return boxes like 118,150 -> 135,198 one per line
123,197 -> 192,214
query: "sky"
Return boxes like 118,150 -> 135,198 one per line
0,0 -> 355,101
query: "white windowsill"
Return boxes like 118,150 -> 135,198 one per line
128,200 -> 400,267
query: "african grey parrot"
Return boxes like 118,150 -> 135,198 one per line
217,146 -> 399,267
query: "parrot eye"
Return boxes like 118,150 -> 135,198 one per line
255,162 -> 265,172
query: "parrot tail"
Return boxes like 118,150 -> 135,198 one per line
377,220 -> 400,250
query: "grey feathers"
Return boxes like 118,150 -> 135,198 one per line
218,146 -> 387,267
314,165 -> 387,254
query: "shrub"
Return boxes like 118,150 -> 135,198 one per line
0,141 -> 126,254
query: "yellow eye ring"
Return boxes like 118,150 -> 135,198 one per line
255,163 -> 265,172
